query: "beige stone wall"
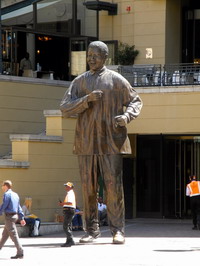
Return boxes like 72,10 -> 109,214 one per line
2,0 -> 182,66
127,86 -> 200,134
134,0 -> 166,64
100,0 -> 168,65
0,77 -> 67,157
165,0 -> 181,63
0,114 -> 81,224
1,83 -> 200,223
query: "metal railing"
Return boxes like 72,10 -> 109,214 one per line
118,64 -> 162,87
118,63 -> 200,87
162,63 -> 200,86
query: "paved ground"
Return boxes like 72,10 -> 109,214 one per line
1,218 -> 200,266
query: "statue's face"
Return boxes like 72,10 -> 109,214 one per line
87,47 -> 106,72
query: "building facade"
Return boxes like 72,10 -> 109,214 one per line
0,0 -> 200,221
1,0 -> 200,76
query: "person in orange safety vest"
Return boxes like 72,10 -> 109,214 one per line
186,175 -> 200,230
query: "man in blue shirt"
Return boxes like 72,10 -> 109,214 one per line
0,180 -> 26,259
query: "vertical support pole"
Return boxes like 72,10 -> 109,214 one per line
0,0 -> 2,74
33,2 -> 37,30
96,0 -> 99,39
72,0 -> 77,35
97,10 -> 99,40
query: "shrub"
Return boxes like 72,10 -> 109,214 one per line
116,42 -> 139,65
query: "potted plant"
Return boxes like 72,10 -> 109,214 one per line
116,42 -> 139,65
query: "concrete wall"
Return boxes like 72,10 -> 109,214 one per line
127,86 -> 200,134
133,0 -> 166,65
0,82 -> 200,223
165,0 -> 181,63
2,0 -> 184,66
0,76 -> 68,157
0,113 -> 81,224
100,0 -> 167,65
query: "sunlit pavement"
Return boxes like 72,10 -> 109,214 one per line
1,219 -> 200,266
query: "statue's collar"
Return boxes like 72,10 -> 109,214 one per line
90,66 -> 106,76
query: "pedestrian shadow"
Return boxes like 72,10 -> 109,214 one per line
3,241 -> 112,249
4,243 -> 63,249
76,242 -> 113,246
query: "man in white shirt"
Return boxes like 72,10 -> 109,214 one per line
59,182 -> 76,247
98,197 -> 108,226
19,52 -> 33,77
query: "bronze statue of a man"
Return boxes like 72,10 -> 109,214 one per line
60,41 -> 143,244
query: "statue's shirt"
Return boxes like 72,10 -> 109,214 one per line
60,67 -> 143,155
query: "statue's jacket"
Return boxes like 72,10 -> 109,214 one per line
60,66 -> 143,155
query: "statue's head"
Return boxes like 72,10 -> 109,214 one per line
87,41 -> 108,72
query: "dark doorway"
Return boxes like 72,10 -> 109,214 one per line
123,157 -> 135,219
136,135 -> 162,218
35,35 -> 69,80
182,6 -> 200,63
136,134 -> 200,218
16,31 -> 27,64
163,136 -> 199,219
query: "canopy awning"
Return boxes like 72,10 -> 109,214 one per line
83,1 -> 117,15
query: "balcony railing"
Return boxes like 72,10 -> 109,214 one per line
118,63 -> 200,87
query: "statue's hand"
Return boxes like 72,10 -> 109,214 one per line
115,115 -> 128,127
88,90 -> 103,102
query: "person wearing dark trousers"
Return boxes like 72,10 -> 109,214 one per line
98,197 -> 108,226
186,175 -> 200,230
72,206 -> 83,231
59,182 -> 76,247
0,180 -> 26,259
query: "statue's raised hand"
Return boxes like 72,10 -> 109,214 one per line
88,90 -> 103,102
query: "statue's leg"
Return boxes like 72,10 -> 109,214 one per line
99,154 -> 125,236
78,155 -> 100,236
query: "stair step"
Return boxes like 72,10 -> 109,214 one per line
0,222 -> 63,237
10,134 -> 63,142
0,159 -> 30,168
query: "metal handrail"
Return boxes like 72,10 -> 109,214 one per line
162,63 -> 200,86
118,63 -> 200,87
118,64 -> 162,87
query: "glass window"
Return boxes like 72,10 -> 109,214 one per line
2,30 -> 17,75
104,41 -> 118,65
2,30 -> 12,60
71,40 -> 86,77
77,0 -> 97,37
2,0 -> 97,38
36,0 -> 73,33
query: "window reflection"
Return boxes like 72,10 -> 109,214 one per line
36,0 -> 72,32
2,4 -> 33,26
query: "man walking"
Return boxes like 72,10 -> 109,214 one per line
0,180 -> 26,259
60,41 -> 143,244
59,182 -> 76,247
